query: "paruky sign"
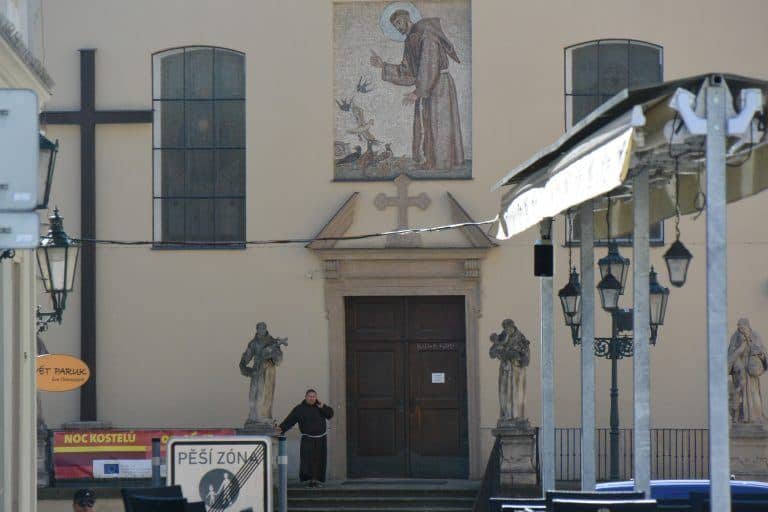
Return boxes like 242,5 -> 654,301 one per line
36,354 -> 91,392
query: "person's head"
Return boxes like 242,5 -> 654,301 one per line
738,318 -> 751,334
256,322 -> 267,336
305,389 -> 318,405
73,488 -> 95,512
208,484 -> 214,492
502,319 -> 516,333
223,473 -> 230,481
389,9 -> 412,35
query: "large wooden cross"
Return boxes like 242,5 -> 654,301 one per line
374,174 -> 431,247
40,49 -> 153,421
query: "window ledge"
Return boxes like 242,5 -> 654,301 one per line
151,243 -> 246,251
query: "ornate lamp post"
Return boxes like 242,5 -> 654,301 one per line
558,227 -> 671,481
36,208 -> 80,332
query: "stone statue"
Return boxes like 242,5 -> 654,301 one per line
239,322 -> 287,429
490,319 -> 530,424
728,318 -> 768,423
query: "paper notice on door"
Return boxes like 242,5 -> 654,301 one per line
431,372 -> 445,384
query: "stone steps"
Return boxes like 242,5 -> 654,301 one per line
285,481 -> 478,512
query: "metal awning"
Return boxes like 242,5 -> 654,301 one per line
492,73 -> 768,240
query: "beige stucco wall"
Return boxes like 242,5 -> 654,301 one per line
37,0 -> 768,479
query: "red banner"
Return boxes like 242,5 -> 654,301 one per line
53,428 -> 235,480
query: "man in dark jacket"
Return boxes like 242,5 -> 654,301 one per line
278,389 -> 334,487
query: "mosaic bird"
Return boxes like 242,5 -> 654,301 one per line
335,97 -> 353,112
356,139 -> 377,169
346,104 -> 378,144
335,145 -> 362,165
374,143 -> 393,165
356,75 -> 374,94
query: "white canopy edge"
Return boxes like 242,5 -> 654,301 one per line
493,114 -> 636,240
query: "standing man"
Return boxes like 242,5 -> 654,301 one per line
278,390 -> 334,487
72,488 -> 96,512
370,7 -> 465,170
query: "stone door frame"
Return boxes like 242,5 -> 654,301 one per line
314,248 -> 488,479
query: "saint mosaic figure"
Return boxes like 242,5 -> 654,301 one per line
239,322 -> 287,429
728,318 -> 768,423
370,3 -> 465,170
489,319 -> 531,424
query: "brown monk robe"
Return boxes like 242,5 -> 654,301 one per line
374,10 -> 465,170
278,390 -> 334,487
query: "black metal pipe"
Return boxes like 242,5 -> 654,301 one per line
151,438 -> 161,487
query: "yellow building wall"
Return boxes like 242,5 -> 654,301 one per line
36,0 -> 768,477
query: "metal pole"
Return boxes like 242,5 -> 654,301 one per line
539,218 -> 555,494
278,435 -> 288,512
632,168 -> 651,495
151,438 -> 161,487
705,76 -> 730,512
579,201 -> 596,490
609,331 -> 620,481
0,261 -> 10,512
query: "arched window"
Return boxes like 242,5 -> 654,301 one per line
564,39 -> 664,245
565,39 -> 662,128
152,46 -> 245,245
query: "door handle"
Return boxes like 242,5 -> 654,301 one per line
416,407 -> 421,429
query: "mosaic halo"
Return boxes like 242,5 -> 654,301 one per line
379,1 -> 422,42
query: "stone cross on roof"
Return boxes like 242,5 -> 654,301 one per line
374,174 -> 431,247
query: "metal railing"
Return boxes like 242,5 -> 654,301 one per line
472,437 -> 502,512
550,428 -> 709,482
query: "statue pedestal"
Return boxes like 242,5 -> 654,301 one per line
239,420 -> 279,436
493,419 -> 538,494
731,423 -> 768,481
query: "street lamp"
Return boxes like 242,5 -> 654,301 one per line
649,266 -> 670,344
663,172 -> 693,288
558,267 -> 581,344
36,134 -> 60,210
597,271 -> 623,312
36,208 -> 80,333
598,241 -> 630,294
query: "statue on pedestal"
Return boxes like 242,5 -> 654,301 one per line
239,322 -> 287,430
728,318 -> 767,424
489,319 -> 530,426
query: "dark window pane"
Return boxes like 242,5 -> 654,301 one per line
186,101 -> 213,147
153,46 -> 247,243
216,149 -> 245,196
186,150 -> 215,197
214,49 -> 245,99
185,199 -> 215,242
159,51 -> 184,98
162,199 -> 186,242
570,44 -> 598,95
570,95 -> 600,126
598,42 -> 630,96
566,211 -> 664,245
156,101 -> 184,147
160,149 -> 185,197
215,198 -> 245,242
215,101 -> 245,147
185,48 -> 214,99
629,43 -> 662,88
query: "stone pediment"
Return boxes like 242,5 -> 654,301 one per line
306,191 -> 497,251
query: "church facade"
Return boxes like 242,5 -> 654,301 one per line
37,0 -> 768,481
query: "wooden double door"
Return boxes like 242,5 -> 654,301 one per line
346,296 -> 469,478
